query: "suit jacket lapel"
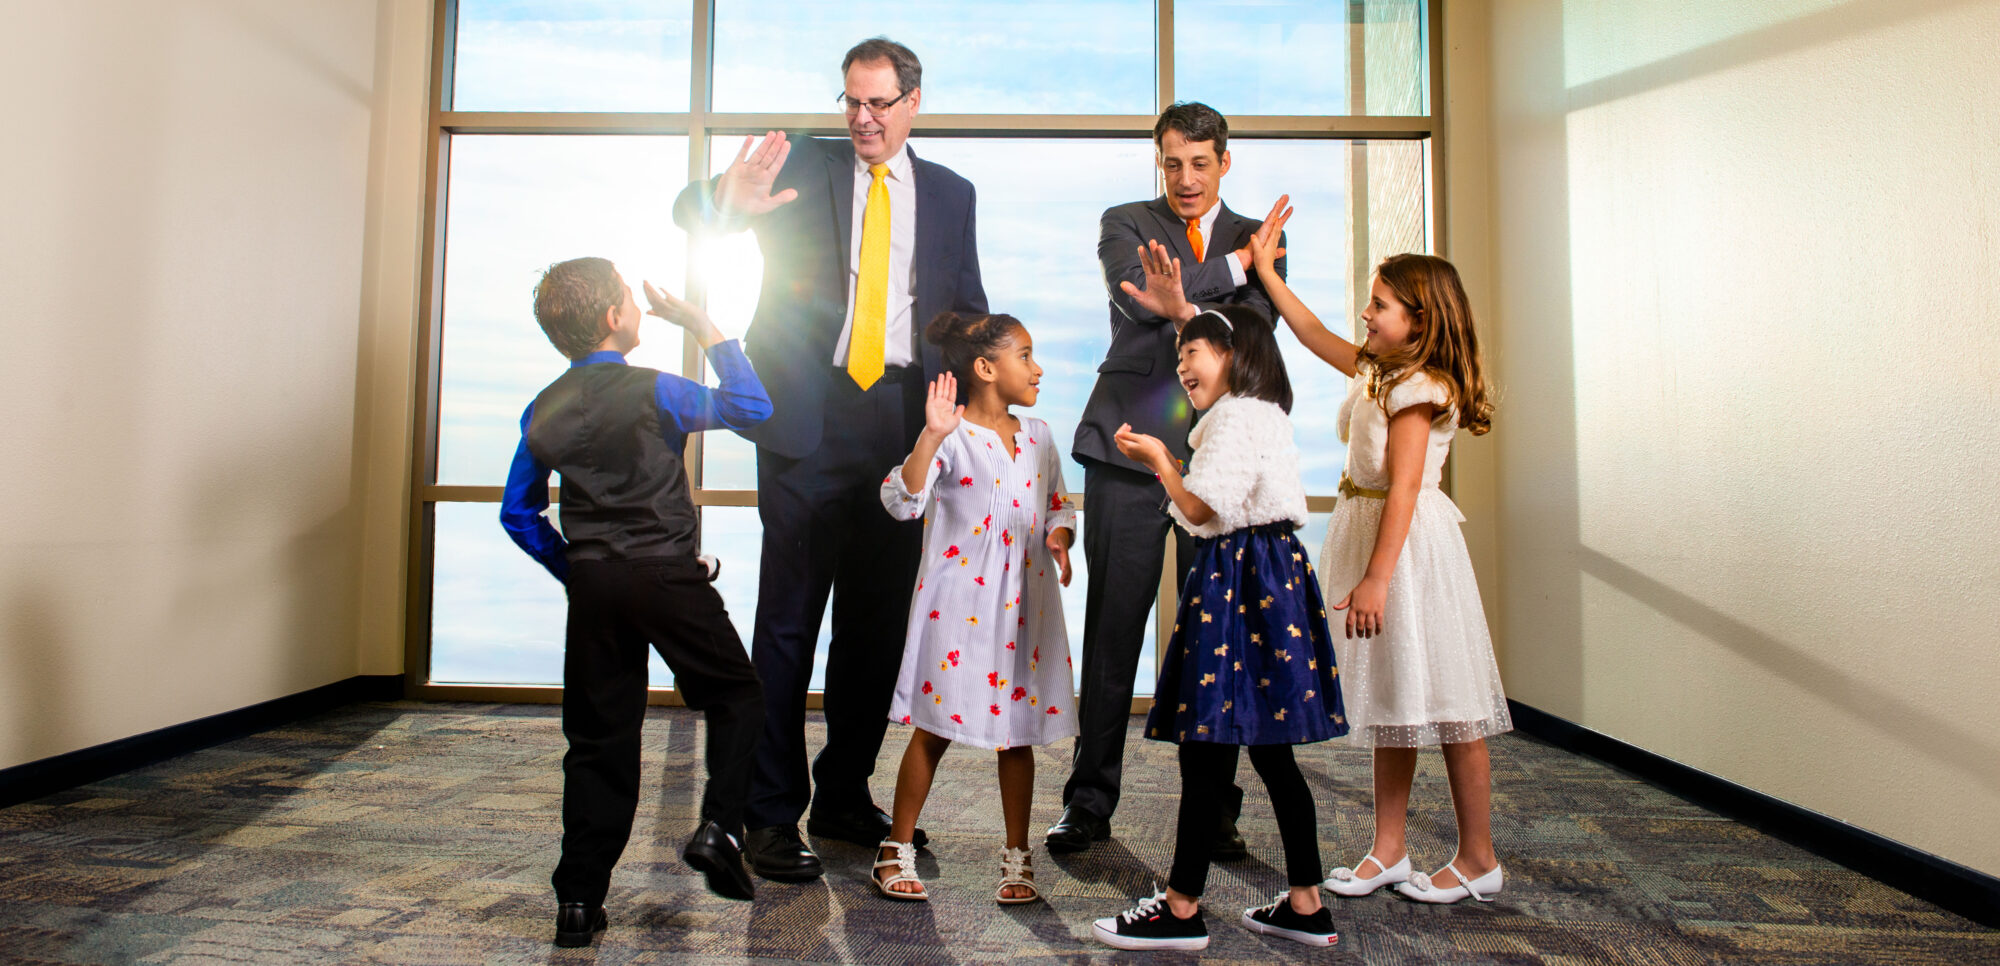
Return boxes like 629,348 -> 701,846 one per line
826,142 -> 856,256
1148,195 -> 1201,265
911,146 -> 942,331
1211,201 -> 1254,255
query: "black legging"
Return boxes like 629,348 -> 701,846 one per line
1169,742 -> 1323,897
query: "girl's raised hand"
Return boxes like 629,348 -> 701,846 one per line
924,372 -> 963,437
1332,576 -> 1387,639
1247,196 -> 1293,274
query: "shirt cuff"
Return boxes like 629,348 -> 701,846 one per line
1227,254 -> 1248,289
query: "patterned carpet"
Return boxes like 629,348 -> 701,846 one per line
0,701 -> 1993,965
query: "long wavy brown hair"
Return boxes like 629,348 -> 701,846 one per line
1355,253 -> 1494,436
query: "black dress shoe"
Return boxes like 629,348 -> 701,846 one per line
683,820 -> 755,901
553,902 -> 606,948
744,824 -> 824,882
1212,816 -> 1250,861
1044,805 -> 1110,853
806,804 -> 928,848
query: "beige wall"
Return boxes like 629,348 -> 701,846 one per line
0,0 -> 429,769
1473,0 -> 2000,875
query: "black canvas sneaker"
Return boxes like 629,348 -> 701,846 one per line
1242,893 -> 1340,946
1092,889 -> 1210,951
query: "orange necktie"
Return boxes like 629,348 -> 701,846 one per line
1185,218 -> 1205,262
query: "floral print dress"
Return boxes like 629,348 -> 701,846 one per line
881,415 -> 1079,749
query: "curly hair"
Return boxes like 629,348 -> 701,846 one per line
925,311 -> 1025,384
1357,253 -> 1494,435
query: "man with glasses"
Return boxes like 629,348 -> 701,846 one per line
672,37 -> 987,883
1052,101 -> 1288,858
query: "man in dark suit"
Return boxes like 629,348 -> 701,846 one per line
1051,102 -> 1287,855
672,38 -> 986,882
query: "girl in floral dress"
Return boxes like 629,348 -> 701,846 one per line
873,312 -> 1078,904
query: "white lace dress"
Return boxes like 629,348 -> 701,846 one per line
880,415 -> 1079,750
1317,372 -> 1511,748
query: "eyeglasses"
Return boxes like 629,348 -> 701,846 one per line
836,89 -> 911,118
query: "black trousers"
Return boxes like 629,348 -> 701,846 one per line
552,556 -> 764,906
745,371 -> 924,829
1066,460 -> 1246,821
1169,743 -> 1324,897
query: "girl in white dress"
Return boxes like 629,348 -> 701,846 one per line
1249,202 -> 1511,905
872,312 -> 1078,905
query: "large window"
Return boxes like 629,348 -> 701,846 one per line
409,0 -> 1442,703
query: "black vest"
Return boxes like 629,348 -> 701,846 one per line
526,363 -> 695,563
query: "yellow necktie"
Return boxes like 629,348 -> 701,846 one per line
849,163 -> 891,390
1185,217 -> 1205,262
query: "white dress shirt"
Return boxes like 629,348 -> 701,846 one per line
1191,199 -> 1250,289
834,143 -> 917,368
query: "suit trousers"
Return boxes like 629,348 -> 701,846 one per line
745,370 -> 924,830
553,556 -> 764,906
1064,459 -> 1206,819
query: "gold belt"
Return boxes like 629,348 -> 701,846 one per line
1339,474 -> 1388,500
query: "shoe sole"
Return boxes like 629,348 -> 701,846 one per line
805,824 -> 930,849
1242,912 -> 1339,946
750,863 -> 825,883
1091,922 -> 1209,951
684,845 -> 756,901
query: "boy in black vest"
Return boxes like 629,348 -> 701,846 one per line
500,256 -> 771,947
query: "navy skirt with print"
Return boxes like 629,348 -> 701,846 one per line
1146,524 -> 1349,746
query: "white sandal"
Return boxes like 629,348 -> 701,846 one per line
1324,852 -> 1410,897
995,845 -> 1040,905
1395,862 -> 1503,904
873,839 -> 928,901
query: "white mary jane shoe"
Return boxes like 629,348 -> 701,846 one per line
1323,853 -> 1410,897
1394,862 -> 1502,904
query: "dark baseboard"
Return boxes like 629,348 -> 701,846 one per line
0,674 -> 404,809
1508,699 -> 2000,930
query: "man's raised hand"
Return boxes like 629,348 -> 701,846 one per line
1235,194 -> 1291,270
714,131 -> 799,220
1119,238 -> 1196,325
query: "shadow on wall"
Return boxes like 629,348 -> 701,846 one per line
1576,547 -> 2000,797
4,587 -> 74,770
1562,0 -> 1988,112
1493,0 -> 1584,711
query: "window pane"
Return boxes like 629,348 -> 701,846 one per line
1175,0 -> 1428,116
1223,138 -> 1430,493
436,135 -> 689,486
430,501 -> 673,686
711,1 -> 1155,114
452,1 -> 692,112
702,505 -> 831,688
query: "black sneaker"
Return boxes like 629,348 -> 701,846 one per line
1092,890 -> 1210,951
1242,893 -> 1340,947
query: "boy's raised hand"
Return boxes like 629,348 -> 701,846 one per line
923,373 -> 963,438
643,281 -> 724,348
715,132 -> 799,220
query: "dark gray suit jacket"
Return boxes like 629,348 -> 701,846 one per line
1070,196 -> 1286,474
672,136 -> 987,459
